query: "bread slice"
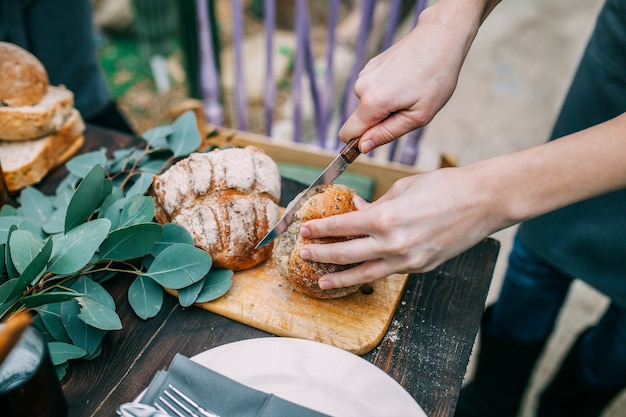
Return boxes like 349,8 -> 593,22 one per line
0,109 -> 85,192
0,85 -> 74,141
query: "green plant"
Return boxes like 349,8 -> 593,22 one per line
0,111 -> 233,378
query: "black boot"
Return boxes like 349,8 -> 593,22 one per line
537,329 -> 624,417
454,308 -> 546,417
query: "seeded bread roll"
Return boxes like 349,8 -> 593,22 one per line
0,42 -> 49,107
151,146 -> 281,271
272,183 -> 361,299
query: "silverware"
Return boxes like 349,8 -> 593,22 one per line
155,384 -> 221,417
255,137 -> 361,248
117,402 -> 171,416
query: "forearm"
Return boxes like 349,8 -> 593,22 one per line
473,112 -> 626,231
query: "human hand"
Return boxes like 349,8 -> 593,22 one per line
339,4 -> 482,153
299,167 -> 500,289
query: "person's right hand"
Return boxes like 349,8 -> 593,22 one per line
339,1 -> 485,153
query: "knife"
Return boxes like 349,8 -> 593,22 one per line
255,137 -> 361,248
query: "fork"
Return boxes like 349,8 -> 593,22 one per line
154,384 -> 221,417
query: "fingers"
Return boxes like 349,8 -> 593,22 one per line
317,259 -> 399,290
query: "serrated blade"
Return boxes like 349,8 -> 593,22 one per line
255,137 -> 361,248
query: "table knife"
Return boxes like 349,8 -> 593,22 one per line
255,137 -> 361,248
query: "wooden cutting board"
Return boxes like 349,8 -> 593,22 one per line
192,259 -> 408,355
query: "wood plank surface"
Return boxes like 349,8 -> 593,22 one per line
171,261 -> 408,355
43,126 -> 501,417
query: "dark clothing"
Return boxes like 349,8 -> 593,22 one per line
518,0 -> 626,307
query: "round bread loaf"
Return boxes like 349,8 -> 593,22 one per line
151,146 -> 281,271
0,42 -> 49,107
272,183 -> 362,299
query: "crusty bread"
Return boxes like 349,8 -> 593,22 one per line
0,42 -> 49,107
272,183 -> 362,299
0,85 -> 74,141
152,146 -> 281,271
0,109 -> 85,192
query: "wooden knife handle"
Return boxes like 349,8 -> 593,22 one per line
341,137 -> 361,163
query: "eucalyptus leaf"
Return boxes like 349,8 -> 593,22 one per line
66,150 -> 108,178
9,230 -> 45,274
128,276 -> 163,319
0,217 -> 22,245
4,225 -> 19,279
169,110 -> 201,157
136,157 -> 169,174
8,238 -> 52,300
65,164 -> 108,232
151,223 -> 195,257
60,299 -> 106,358
43,206 -> 67,235
77,297 -> 122,330
123,173 -> 154,199
55,361 -> 69,380
142,125 -> 173,148
0,205 -> 17,216
146,244 -> 212,289
48,218 -> 111,275
0,278 -> 17,304
195,268 -> 234,303
71,276 -> 116,310
35,303 -> 72,343
21,291 -> 80,308
48,341 -> 87,365
99,223 -> 163,261
177,279 -> 204,307
102,197 -> 126,229
17,187 -> 54,227
117,195 -> 155,229
98,188 -> 124,219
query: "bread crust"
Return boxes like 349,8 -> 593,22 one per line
0,86 -> 74,141
0,42 -> 49,107
272,183 -> 362,299
0,109 -> 85,192
152,146 -> 281,271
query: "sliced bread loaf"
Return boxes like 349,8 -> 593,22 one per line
0,108 -> 85,192
0,85 -> 75,141
0,42 -> 49,107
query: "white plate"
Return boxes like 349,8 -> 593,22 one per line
190,337 -> 426,417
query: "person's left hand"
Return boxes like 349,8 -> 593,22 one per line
299,166 -> 500,289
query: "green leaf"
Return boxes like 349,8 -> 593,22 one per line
42,206 -> 67,235
0,217 -> 21,245
117,195 -> 155,229
128,276 -> 163,319
146,244 -> 212,289
76,297 -> 122,330
66,150 -> 108,178
8,238 -> 52,300
123,173 -> 154,199
137,157 -> 169,174
35,303 -> 72,343
21,291 -> 80,308
151,223 -> 195,257
177,280 -> 203,307
71,276 -> 115,310
65,165 -> 109,233
99,223 -> 163,261
0,278 -> 17,304
195,268 -> 234,303
9,230 -> 45,274
142,125 -> 173,148
60,299 -> 106,357
4,225 -> 19,279
48,218 -> 111,275
17,187 -> 54,227
48,341 -> 87,365
169,110 -> 200,157
99,187 -> 124,218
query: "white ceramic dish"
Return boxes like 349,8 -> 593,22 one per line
189,337 -> 426,417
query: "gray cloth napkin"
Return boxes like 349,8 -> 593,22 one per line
140,353 -> 331,417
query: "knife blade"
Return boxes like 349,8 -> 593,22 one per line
255,137 -> 361,248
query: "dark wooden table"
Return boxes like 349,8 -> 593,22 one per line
42,125 -> 500,417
